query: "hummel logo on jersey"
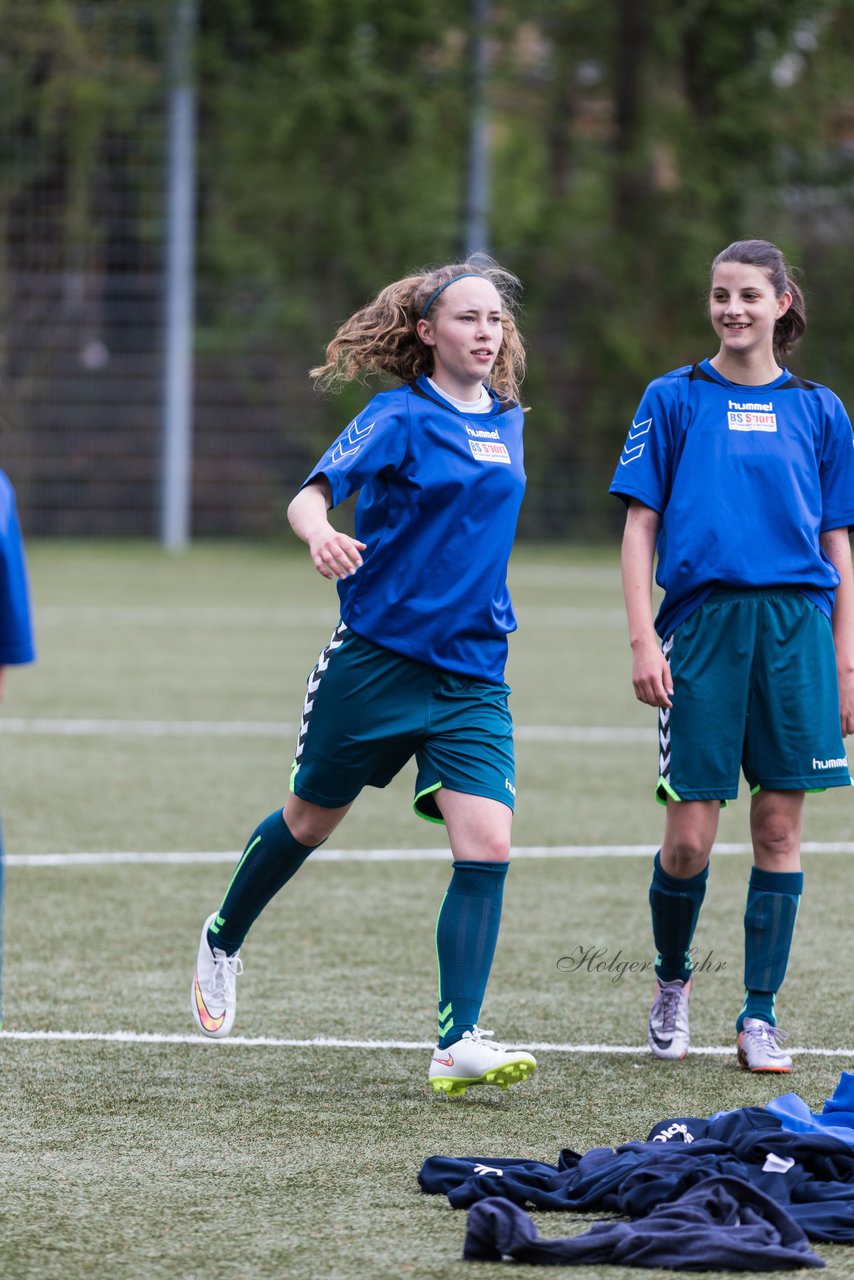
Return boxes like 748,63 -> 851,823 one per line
619,417 -> 651,465
330,417 -> 376,462
812,756 -> 848,770
727,399 -> 777,432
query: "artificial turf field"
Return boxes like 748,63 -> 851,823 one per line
2,540 -> 853,1280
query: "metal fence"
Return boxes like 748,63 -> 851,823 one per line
2,4 -> 169,535
0,4 -> 612,543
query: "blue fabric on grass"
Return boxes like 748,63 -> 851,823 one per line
419,1080 -> 854,1245
463,1179 -> 824,1269
768,1073 -> 854,1146
645,1106 -> 780,1145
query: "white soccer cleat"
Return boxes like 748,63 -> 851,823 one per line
737,1017 -> 793,1073
190,913 -> 243,1038
428,1027 -> 536,1097
648,977 -> 691,1060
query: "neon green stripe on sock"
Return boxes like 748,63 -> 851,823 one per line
219,834 -> 262,908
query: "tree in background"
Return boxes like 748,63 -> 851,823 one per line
3,0 -> 854,536
489,0 -> 854,530
194,0 -> 854,533
194,0 -> 471,448
0,0 -> 167,528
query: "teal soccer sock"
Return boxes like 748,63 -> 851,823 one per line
738,866 -> 803,1032
208,810 -> 318,955
649,850 -> 708,984
435,860 -> 508,1050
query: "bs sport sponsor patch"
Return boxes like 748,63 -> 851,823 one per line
727,399 -> 777,432
465,425 -> 510,463
469,439 -> 511,463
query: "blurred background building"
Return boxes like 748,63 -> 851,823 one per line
3,0 -> 854,542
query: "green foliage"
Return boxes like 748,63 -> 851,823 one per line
0,0 -> 167,252
4,1 -> 854,534
197,0 -> 469,297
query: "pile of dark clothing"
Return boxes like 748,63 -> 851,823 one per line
419,1072 -> 854,1270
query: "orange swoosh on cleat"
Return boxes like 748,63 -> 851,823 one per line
432,1053 -> 454,1067
194,977 -> 225,1033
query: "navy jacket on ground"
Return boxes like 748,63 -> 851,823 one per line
419,1081 -> 854,1254
419,1131 -> 854,1242
463,1178 -> 824,1270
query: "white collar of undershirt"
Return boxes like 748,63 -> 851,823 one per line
426,377 -> 493,415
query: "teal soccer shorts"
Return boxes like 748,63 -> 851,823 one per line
290,623 -> 516,823
657,587 -> 851,804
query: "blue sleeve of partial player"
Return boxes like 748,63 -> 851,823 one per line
609,380 -> 676,513
0,471 -> 36,664
301,393 -> 409,509
819,391 -> 854,533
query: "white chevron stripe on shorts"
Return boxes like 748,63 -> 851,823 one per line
293,620 -> 348,767
659,635 -> 674,781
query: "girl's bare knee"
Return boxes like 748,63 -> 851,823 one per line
662,836 -> 711,877
282,798 -> 346,847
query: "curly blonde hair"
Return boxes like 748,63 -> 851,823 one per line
310,258 -> 526,404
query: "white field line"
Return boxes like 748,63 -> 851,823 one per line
1,1028 -> 853,1057
0,718 -> 652,742
6,843 -> 854,868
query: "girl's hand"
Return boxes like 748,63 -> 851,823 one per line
307,526 -> 367,580
838,666 -> 854,738
631,637 -> 673,709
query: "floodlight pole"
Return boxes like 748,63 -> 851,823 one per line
463,0 -> 491,259
161,0 -> 197,549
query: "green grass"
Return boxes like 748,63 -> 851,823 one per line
1,541 -> 853,1279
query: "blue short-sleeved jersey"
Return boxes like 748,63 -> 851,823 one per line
0,469 -> 35,664
302,374 -> 526,683
610,359 -> 854,638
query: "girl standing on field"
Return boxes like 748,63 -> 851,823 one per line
0,469 -> 35,1026
610,239 -> 854,1072
190,259 -> 536,1097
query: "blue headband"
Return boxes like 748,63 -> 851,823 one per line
420,272 -> 484,318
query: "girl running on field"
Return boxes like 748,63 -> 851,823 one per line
191,259 -> 536,1097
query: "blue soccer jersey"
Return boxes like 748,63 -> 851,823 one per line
610,359 -> 854,638
0,469 -> 35,664
302,374 -> 526,682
